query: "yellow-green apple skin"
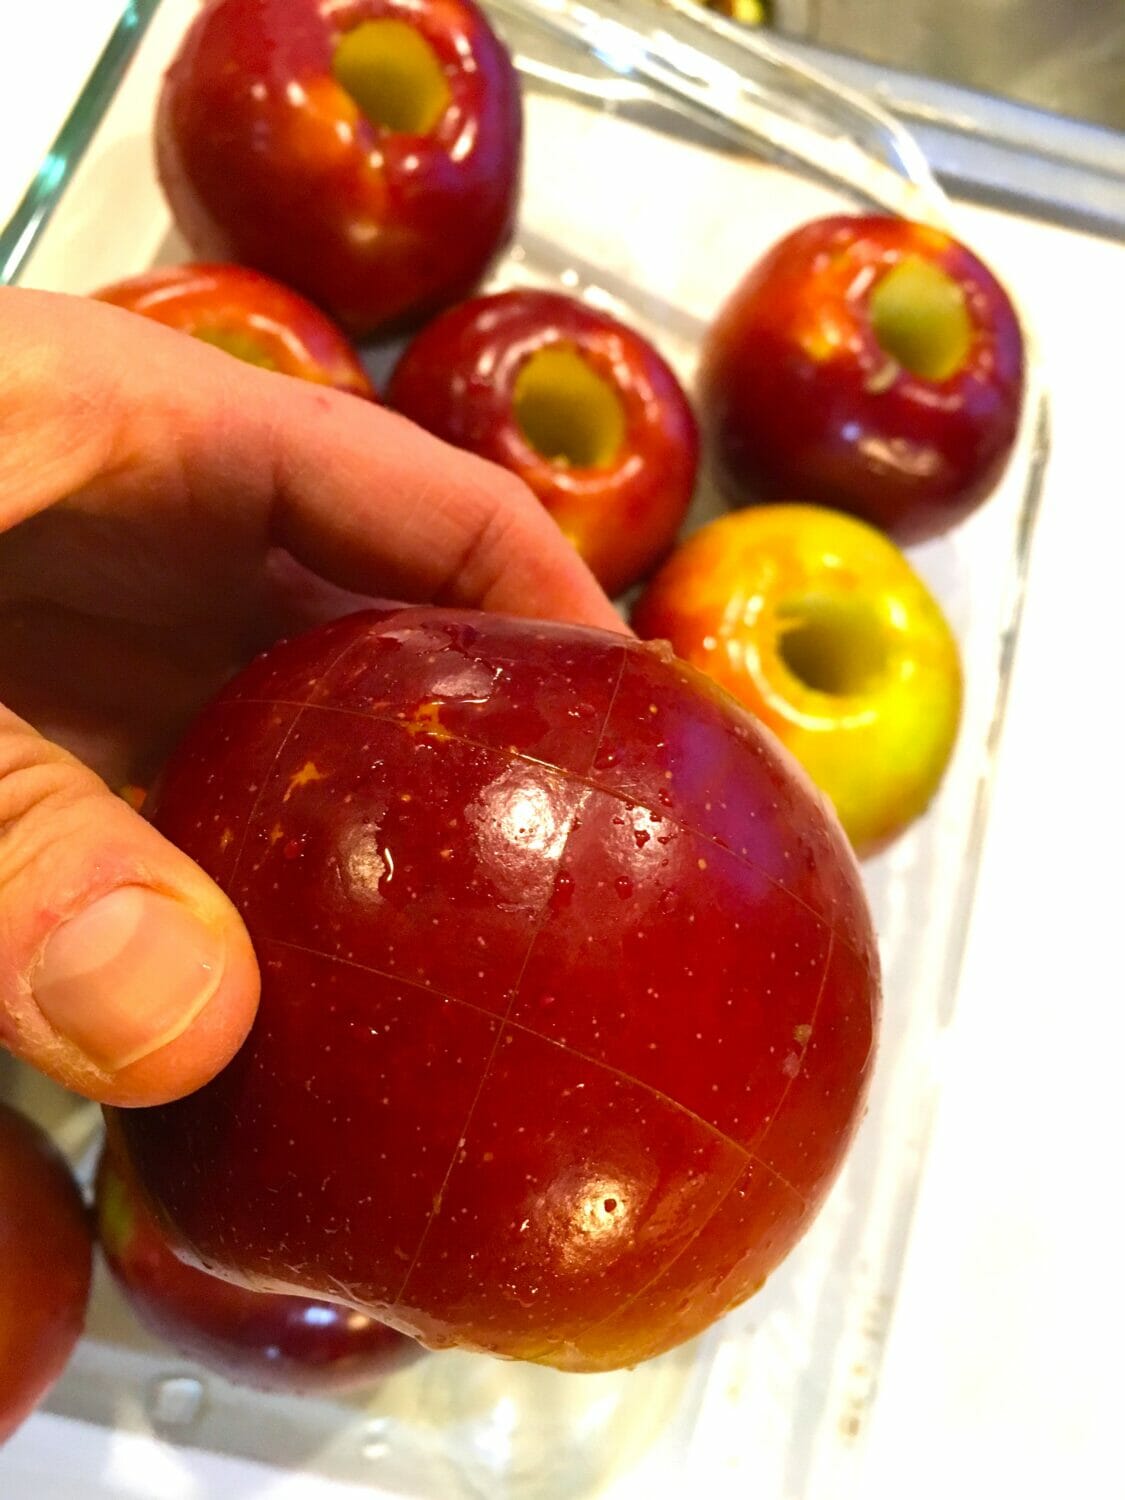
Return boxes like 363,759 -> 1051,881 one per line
633,504 -> 962,855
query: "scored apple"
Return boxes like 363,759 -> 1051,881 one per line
94,264 -> 377,397
96,1141 -> 421,1393
156,0 -> 523,337
387,289 -> 699,596
633,505 -> 963,855
112,605 -> 880,1373
699,215 -> 1025,543
1,1103 -> 93,1442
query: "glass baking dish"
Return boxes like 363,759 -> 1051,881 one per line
0,0 -> 1049,1495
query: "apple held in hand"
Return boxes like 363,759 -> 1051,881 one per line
113,605 -> 879,1373
1,1103 -> 92,1442
634,505 -> 962,856
96,1143 -> 420,1393
388,290 -> 699,596
157,0 -> 522,337
94,265 -> 376,398
699,215 -> 1025,543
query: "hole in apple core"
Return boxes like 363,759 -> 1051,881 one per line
868,255 -> 972,383
512,345 -> 626,469
193,325 -> 279,371
332,20 -> 452,136
776,594 -> 890,697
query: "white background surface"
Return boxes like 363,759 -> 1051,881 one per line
2,4 -> 1124,1497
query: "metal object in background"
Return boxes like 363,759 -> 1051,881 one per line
771,0 -> 1125,134
678,0 -> 1125,240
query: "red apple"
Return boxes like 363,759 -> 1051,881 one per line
387,289 -> 699,595
94,264 -> 377,398
95,1141 -> 420,1393
0,1103 -> 92,1442
633,505 -> 963,855
111,605 -> 879,1373
156,0 -> 523,337
699,215 -> 1025,543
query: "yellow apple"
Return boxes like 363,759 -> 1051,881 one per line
633,504 -> 962,855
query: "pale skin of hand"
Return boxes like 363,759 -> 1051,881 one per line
0,286 -> 624,1110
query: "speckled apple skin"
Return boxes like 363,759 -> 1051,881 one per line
113,605 -> 879,1372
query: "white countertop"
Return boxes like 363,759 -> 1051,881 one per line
2,5 -> 1123,1496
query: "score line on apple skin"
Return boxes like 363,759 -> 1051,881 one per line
112,604 -> 879,1373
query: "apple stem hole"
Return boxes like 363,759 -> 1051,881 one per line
776,594 -> 890,696
333,20 -> 452,137
512,346 -> 626,469
868,255 -> 973,383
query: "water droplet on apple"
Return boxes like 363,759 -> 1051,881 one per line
550,871 -> 575,911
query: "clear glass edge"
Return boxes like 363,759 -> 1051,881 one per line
0,0 -> 163,286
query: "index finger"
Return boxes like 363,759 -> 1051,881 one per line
0,287 -> 626,633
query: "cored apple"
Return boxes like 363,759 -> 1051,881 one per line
94,264 -> 376,398
387,289 -> 699,595
156,0 -> 522,337
1,1103 -> 92,1442
95,1141 -> 419,1393
699,215 -> 1025,543
112,605 -> 880,1372
634,505 -> 962,856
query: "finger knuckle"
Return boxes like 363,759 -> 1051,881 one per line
0,726 -> 100,882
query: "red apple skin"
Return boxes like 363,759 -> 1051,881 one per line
699,215 -> 1025,544
112,606 -> 879,1373
387,290 -> 699,596
156,0 -> 523,337
94,264 -> 377,398
95,1143 -> 420,1394
0,1103 -> 93,1442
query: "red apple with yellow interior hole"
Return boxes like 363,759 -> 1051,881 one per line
96,1140 -> 421,1393
699,215 -> 1025,543
156,0 -> 522,337
111,605 -> 880,1372
388,289 -> 699,596
94,264 -> 377,397
1,1103 -> 92,1442
633,505 -> 963,856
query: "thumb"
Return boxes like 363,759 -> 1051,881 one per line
0,705 -> 258,1106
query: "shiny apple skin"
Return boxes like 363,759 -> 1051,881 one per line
699,215 -> 1025,544
157,0 -> 523,337
95,1144 -> 419,1393
634,505 -> 963,856
112,606 -> 879,1372
0,1103 -> 93,1442
94,264 -> 377,398
387,290 -> 699,596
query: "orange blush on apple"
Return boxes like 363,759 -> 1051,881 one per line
94,263 -> 377,397
699,215 -> 1025,544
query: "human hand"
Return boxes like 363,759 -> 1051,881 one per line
0,286 -> 621,1109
